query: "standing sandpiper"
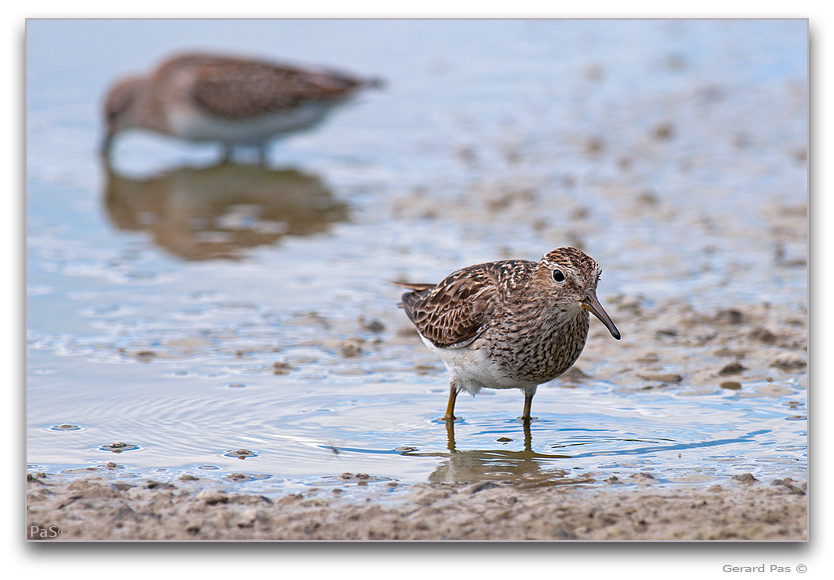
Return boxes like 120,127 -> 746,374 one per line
396,247 -> 621,422
101,52 -> 382,160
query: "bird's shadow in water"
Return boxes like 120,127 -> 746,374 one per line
101,158 -> 350,261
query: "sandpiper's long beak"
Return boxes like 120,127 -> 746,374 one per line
582,291 -> 621,340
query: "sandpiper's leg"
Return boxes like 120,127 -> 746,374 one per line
443,382 -> 459,421
521,390 -> 535,421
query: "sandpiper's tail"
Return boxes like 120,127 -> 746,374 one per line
392,281 -> 434,311
391,281 -> 435,292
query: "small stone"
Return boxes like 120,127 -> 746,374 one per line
718,362 -> 746,376
361,318 -> 386,333
651,121 -> 674,140
636,372 -> 683,383
466,481 -> 500,494
732,473 -> 759,484
135,350 -> 156,362
339,338 -> 364,358
237,509 -> 258,528
636,190 -> 659,206
771,478 -> 805,495
584,136 -> 605,156
720,381 -> 742,390
272,361 -> 292,375
715,309 -> 744,324
618,296 -> 643,314
195,490 -> 229,505
771,352 -> 806,370
146,480 -> 175,489
750,327 -> 777,344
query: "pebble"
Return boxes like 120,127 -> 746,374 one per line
770,352 -> 807,370
339,338 -> 364,358
195,490 -> 229,505
750,327 -> 778,343
272,361 -> 292,375
715,309 -> 744,324
360,318 -> 386,333
771,478 -> 805,495
652,121 -> 674,140
718,362 -> 746,376
466,481 -> 501,494
636,372 -> 683,383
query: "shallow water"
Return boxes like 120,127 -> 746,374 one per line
26,19 -> 807,494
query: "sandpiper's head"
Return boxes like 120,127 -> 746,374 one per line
101,76 -> 144,154
537,247 -> 620,340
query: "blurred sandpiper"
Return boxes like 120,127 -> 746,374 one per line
101,52 -> 382,160
396,247 -> 621,422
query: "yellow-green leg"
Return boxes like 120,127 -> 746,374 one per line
443,383 -> 459,421
521,391 -> 534,421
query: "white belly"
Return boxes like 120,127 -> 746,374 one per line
166,101 -> 335,145
420,335 -> 537,395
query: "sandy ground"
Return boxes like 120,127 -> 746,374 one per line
26,471 -> 806,541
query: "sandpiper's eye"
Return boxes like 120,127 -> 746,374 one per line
552,269 -> 565,282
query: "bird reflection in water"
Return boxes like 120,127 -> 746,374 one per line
410,420 -> 594,487
102,161 -> 349,260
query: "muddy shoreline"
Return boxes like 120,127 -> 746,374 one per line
27,472 -> 806,541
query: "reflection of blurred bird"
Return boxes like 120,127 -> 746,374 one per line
101,52 -> 383,160
103,162 -> 349,260
396,248 -> 621,422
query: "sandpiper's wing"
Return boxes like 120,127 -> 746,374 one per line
163,54 -> 367,119
397,261 -> 528,349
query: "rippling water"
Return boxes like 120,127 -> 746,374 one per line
26,19 -> 807,494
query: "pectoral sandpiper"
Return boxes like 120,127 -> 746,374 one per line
101,52 -> 382,160
396,247 -> 621,422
